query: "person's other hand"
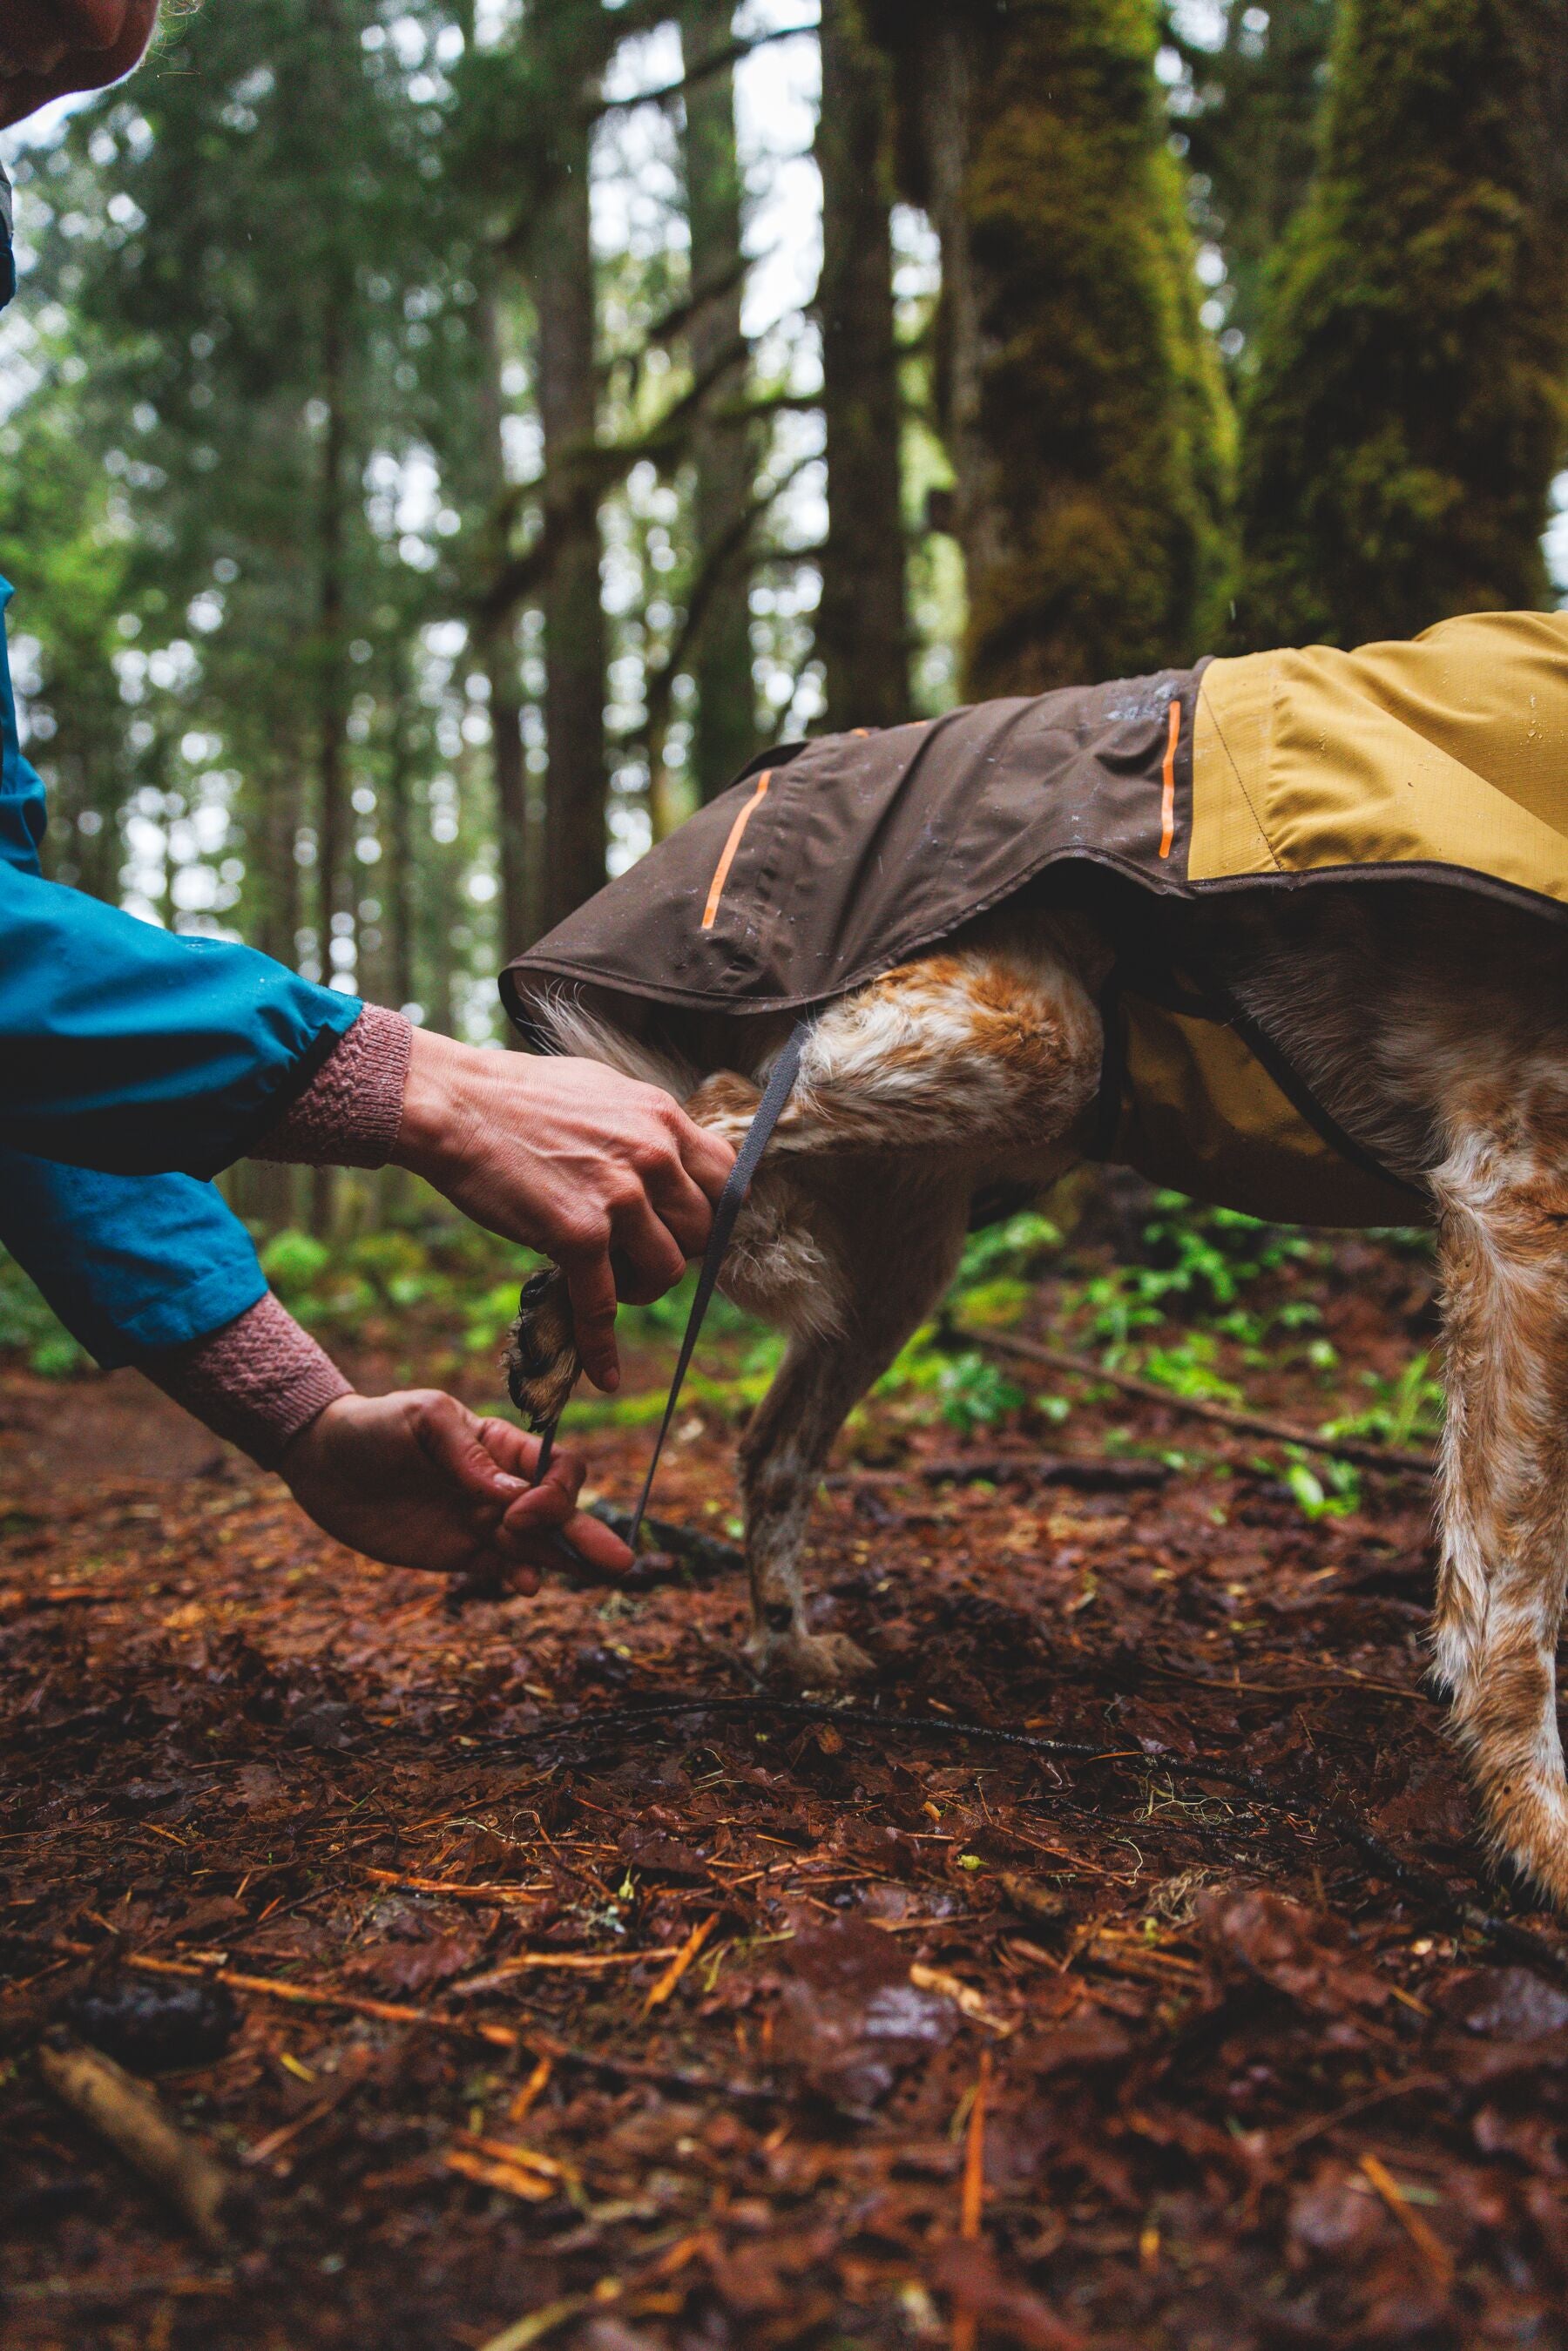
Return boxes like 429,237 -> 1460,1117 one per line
1,3 -> 160,129
393,1034 -> 735,1393
278,1390 -> 633,1593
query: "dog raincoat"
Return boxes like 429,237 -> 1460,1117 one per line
503,611 -> 1568,1229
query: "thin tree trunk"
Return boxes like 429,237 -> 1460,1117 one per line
486,624 -> 528,959
312,299 -> 350,1234
245,748 -> 304,1233
474,284 -> 532,967
535,132 -> 607,931
382,699 -> 415,1018
683,0 -> 756,801
914,12 -> 983,641
815,0 -> 910,729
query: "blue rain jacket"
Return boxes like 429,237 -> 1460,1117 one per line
0,173 -> 362,1365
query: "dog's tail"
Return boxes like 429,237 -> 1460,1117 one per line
532,987 -> 698,1101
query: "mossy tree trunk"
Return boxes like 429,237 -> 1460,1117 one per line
877,0 -> 1234,699
814,0 -> 910,729
1235,0 -> 1568,650
683,0 -> 758,801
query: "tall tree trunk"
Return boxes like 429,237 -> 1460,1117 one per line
815,0 -> 910,729
683,0 -> 757,800
474,284 -> 532,967
535,134 -> 607,930
312,300 -> 350,1235
875,0 -> 1234,699
380,687 -> 415,1017
244,747 -> 304,1233
1235,0 -> 1568,650
485,617 -> 529,958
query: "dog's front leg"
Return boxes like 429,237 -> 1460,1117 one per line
736,1172 -> 969,1689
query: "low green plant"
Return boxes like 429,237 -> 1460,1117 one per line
259,1228 -> 334,1307
0,1254 -> 88,1379
1282,1450 -> 1362,1522
934,1352 -> 1027,1432
1137,1331 -> 1242,1404
1318,1350 -> 1443,1449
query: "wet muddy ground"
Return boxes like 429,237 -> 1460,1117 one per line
3,1230 -> 1567,2350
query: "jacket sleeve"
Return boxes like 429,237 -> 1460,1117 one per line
1,582 -> 361,1178
0,857 -> 366,1176
0,1145 -> 268,1368
2,578 -> 319,1368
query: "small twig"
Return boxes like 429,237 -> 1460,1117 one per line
449,1949 -> 679,1993
1271,2072 -> 1446,2157
0,1583 -> 132,1615
37,2033 -> 243,2250
476,2287 -> 622,2351
359,1867 -> 547,1906
951,2047 -> 992,2351
954,1326 -> 1433,1476
643,1913 -> 718,2016
1359,2150 -> 1455,2284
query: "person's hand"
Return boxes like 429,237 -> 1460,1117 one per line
393,1033 -> 735,1392
278,1390 -> 633,1593
1,3 -> 160,129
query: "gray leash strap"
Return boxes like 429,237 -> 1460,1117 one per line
625,1018 -> 813,1553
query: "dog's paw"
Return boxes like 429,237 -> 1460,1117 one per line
504,1266 -> 582,1431
748,1625 -> 875,1692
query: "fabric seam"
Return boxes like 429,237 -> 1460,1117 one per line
1200,676 -> 1282,875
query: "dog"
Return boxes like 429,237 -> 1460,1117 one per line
505,615 -> 1568,1911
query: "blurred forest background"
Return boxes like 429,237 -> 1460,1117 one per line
2,0 -> 1567,1272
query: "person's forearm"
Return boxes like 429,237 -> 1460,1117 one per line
142,1292 -> 354,1469
249,1003 -> 412,1168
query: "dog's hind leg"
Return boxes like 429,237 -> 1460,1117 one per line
684,931 -> 1105,1687
1432,1126 -> 1568,1908
729,1165 -> 971,1687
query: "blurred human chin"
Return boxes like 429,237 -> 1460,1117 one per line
0,1 -> 159,130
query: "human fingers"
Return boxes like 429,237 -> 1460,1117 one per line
638,1148 -> 720,1261
409,1391 -> 534,1506
562,1249 -> 623,1393
672,1110 -> 738,1204
497,1499 -> 633,1577
602,1186 -> 688,1299
474,1418 -> 587,1500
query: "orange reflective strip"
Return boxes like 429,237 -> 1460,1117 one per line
1158,697 -> 1180,860
700,769 -> 772,930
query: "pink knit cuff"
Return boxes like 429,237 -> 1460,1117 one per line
252,1003 -> 412,1169
144,1293 -> 354,1469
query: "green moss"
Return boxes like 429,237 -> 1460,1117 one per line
952,0 -> 1236,695
1235,0 -> 1568,649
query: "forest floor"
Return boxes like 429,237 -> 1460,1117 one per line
3,1202 -> 1568,2351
